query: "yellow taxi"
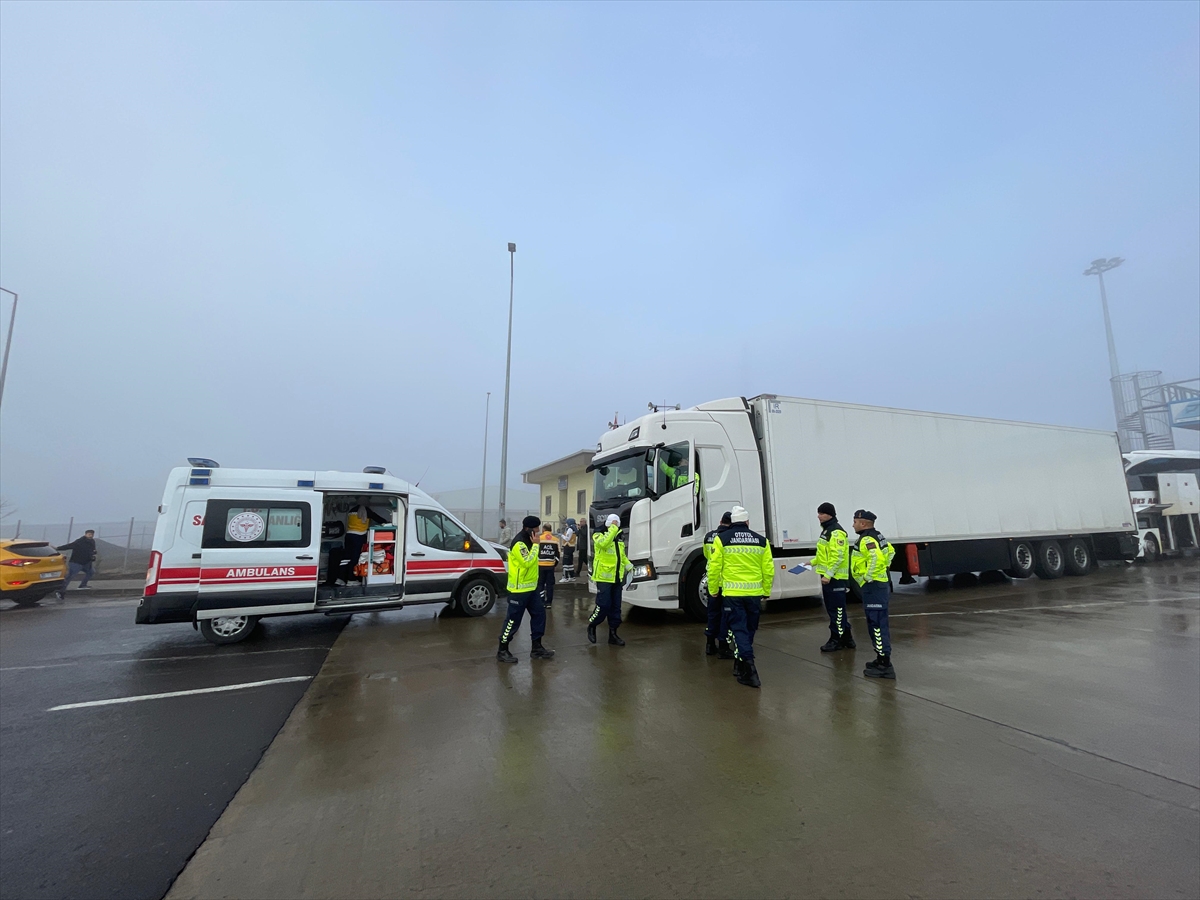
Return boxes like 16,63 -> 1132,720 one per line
1,540 -> 67,606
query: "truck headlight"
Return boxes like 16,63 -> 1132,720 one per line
631,562 -> 655,581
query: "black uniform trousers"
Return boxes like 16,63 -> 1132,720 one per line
705,585 -> 728,640
500,588 -> 546,644
860,580 -> 891,656
821,578 -> 853,638
724,595 -> 762,662
589,581 -> 622,629
538,567 -> 556,605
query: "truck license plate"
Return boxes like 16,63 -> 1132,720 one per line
40,571 -> 62,579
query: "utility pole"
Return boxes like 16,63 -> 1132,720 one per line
1083,257 -> 1123,379
478,391 -> 490,537
0,288 -> 18,409
498,242 -> 516,530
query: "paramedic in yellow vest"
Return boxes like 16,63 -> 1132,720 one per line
587,513 -> 630,646
851,509 -> 897,680
537,523 -> 561,607
328,501 -> 386,585
814,502 -> 855,653
497,516 -> 555,664
707,506 -> 773,688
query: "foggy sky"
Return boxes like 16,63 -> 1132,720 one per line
1,1 -> 1198,524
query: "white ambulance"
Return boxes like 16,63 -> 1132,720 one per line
137,460 -> 507,644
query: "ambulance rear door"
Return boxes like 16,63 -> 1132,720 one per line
196,492 -> 321,618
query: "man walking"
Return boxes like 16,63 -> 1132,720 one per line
497,516 -> 555,664
497,519 -> 513,546
587,513 -> 629,646
560,518 -> 577,582
814,502 -> 855,652
537,523 -> 560,607
703,510 -> 735,658
707,506 -> 773,688
851,510 -> 897,680
58,529 -> 98,592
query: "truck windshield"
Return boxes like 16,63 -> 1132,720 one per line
592,452 -> 651,505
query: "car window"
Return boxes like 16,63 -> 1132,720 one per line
201,500 -> 312,549
414,510 -> 446,550
6,543 -> 61,558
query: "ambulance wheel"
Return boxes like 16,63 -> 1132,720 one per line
681,559 -> 707,622
456,577 -> 495,617
200,615 -> 259,645
1033,540 -> 1065,579
1063,539 -> 1092,576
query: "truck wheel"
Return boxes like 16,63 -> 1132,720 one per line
1063,539 -> 1092,576
456,577 -> 496,617
681,560 -> 707,622
1033,541 -> 1065,579
1005,541 -> 1035,579
199,615 -> 259,645
1140,533 -> 1160,563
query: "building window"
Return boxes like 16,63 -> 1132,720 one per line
577,490 -> 587,514
545,495 -> 552,515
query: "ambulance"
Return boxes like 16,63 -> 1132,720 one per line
137,460 -> 507,644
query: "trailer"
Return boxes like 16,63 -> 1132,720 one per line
587,395 -> 1139,619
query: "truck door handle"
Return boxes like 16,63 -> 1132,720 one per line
296,555 -> 314,560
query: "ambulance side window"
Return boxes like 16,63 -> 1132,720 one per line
414,510 -> 484,553
201,500 -> 312,549
414,510 -> 446,551
440,514 -> 484,553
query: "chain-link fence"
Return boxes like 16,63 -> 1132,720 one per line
0,518 -> 156,578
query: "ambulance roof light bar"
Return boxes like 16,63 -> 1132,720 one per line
187,457 -> 220,468
363,466 -> 386,475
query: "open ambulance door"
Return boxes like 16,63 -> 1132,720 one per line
314,492 -> 407,611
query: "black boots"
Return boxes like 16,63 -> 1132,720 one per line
530,639 -> 555,660
706,636 -> 718,656
717,640 -> 735,660
735,659 -> 761,688
497,642 -> 518,664
586,622 -> 597,644
608,629 -> 625,646
864,654 -> 895,679
821,631 -> 856,652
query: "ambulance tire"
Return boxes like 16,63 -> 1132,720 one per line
199,615 -> 260,645
456,577 -> 496,617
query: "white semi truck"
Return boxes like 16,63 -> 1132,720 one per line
587,395 -> 1139,619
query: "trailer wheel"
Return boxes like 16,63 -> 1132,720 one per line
456,577 -> 496,617
1140,533 -> 1160,564
1005,541 -> 1035,579
199,615 -> 259,645
1063,539 -> 1091,576
681,560 -> 707,622
1033,541 -> 1065,579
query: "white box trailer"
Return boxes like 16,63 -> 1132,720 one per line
587,395 -> 1138,619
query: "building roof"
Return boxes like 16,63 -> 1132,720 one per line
522,450 -> 595,485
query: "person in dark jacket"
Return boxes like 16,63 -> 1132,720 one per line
58,530 -> 97,592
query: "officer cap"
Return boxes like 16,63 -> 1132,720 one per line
522,515 -> 541,529
817,502 -> 836,517
853,509 -> 877,522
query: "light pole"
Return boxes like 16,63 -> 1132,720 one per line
498,242 -> 515,531
0,287 -> 18,409
1083,257 -> 1123,380
479,391 -> 490,537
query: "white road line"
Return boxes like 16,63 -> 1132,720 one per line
48,676 -> 312,711
2,646 -> 330,672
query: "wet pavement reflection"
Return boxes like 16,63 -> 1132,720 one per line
169,561 -> 1199,899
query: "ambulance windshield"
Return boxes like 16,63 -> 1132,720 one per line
592,451 -> 651,506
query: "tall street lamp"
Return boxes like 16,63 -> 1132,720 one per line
0,287 -> 18,409
479,391 -> 490,537
498,242 -> 516,531
1083,257 -> 1124,380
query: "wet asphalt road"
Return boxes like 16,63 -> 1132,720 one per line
0,602 -> 347,900
166,561 -> 1200,900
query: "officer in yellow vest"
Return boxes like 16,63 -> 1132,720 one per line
814,502 -> 855,652
851,510 -> 897,680
497,515 -> 555,664
588,513 -> 630,646
706,506 -> 774,688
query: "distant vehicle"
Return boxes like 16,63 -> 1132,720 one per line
1123,450 -> 1200,561
138,460 -> 506,644
589,395 -> 1140,619
0,540 -> 67,606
